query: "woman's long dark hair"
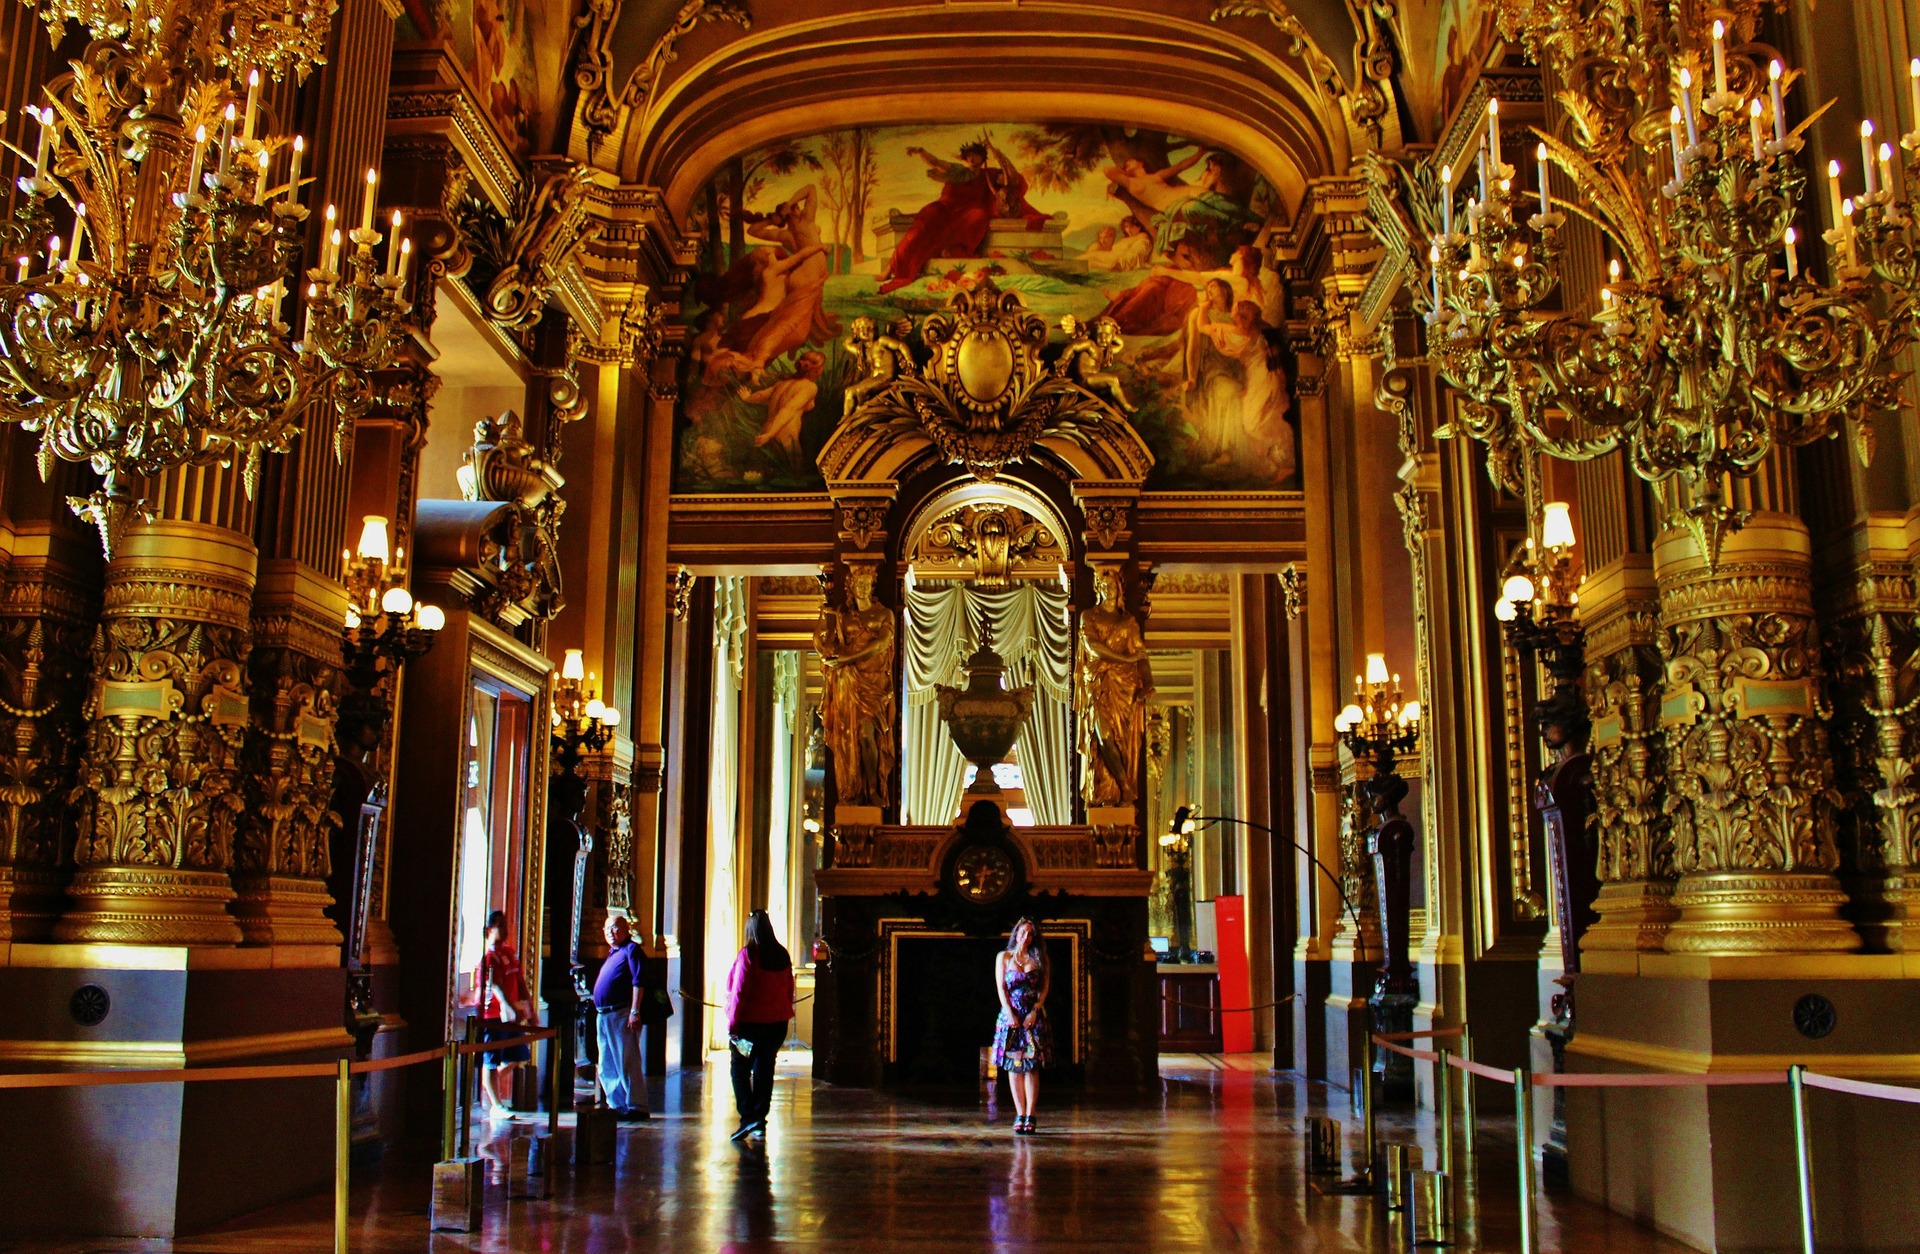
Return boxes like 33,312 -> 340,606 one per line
746,910 -> 791,971
1005,916 -> 1045,970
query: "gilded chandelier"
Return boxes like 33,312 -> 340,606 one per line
1421,2 -> 1916,567
0,0 -> 409,555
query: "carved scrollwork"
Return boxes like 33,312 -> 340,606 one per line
462,161 -> 602,333
571,0 -> 752,154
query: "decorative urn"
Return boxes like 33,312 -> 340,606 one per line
934,628 -> 1035,793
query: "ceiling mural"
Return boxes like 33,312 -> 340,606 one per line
400,0 -> 578,157
675,122 -> 1301,495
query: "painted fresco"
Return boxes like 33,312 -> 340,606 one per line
675,124 -> 1300,493
1434,0 -> 1501,130
399,0 -> 537,156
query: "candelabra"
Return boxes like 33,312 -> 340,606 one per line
1420,4 -> 1917,569
1157,812 -> 1196,963
1332,655 -> 1420,1043
0,0 -> 411,555
1494,500 -> 1588,754
551,649 -> 621,765
337,514 -> 441,753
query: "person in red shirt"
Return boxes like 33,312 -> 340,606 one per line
468,909 -> 534,1119
724,910 -> 795,1141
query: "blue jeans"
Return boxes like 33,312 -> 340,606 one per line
596,1008 -> 642,1111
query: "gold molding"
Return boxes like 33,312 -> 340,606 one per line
0,1026 -> 354,1068
1579,950 -> 1920,980
184,1025 -> 355,1064
0,941 -> 344,970
1567,1031 -> 1920,1080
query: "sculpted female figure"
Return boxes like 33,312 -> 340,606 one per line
1077,566 -> 1153,807
816,565 -> 898,806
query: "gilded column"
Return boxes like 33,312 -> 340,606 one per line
58,487 -> 258,945
1655,513 -> 1859,954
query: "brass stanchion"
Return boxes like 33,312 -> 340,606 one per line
1437,1047 -> 1454,1178
548,1030 -> 561,1141
1790,1064 -> 1816,1253
459,1015 -> 479,1159
334,1058 -> 351,1254
1363,1033 -> 1379,1188
1514,1068 -> 1538,1254
1460,1029 -> 1478,1157
439,1043 -> 458,1161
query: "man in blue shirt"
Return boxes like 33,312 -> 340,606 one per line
593,914 -> 650,1120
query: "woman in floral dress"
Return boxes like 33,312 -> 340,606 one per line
992,917 -> 1054,1135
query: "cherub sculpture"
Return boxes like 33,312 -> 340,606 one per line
1056,314 -> 1134,413
844,314 -> 919,410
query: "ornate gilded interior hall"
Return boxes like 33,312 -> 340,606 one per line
1,0 -> 1918,1251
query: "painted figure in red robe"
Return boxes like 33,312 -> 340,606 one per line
879,138 -> 1048,294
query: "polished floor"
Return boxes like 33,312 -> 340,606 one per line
32,1052 -> 1688,1253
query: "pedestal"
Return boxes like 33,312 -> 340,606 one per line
0,944 -> 350,1237
1568,957 -> 1920,1251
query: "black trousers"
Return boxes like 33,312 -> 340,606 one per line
729,1021 -> 786,1122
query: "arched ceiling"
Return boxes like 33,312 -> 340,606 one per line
592,1 -> 1371,226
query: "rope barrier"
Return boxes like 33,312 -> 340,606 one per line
1160,993 -> 1298,1014
453,1027 -> 557,1057
1800,1071 -> 1920,1104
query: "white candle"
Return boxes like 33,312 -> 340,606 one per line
1772,61 -> 1787,146
1784,226 -> 1799,279
386,210 -> 403,275
1842,198 -> 1858,266
218,103 -> 236,178
1863,120 -> 1879,195
1488,99 -> 1502,166
318,204 -> 337,272
359,168 -> 377,234
398,237 -> 412,286
1910,59 -> 1920,139
13,255 -> 26,282
1670,106 -> 1686,181
1712,21 -> 1728,97
67,204 -> 84,265
284,135 -> 303,204
1536,142 -> 1550,214
1749,99 -> 1764,153
253,147 -> 270,204
1828,159 -> 1846,226
187,124 -> 207,196
32,106 -> 51,179
243,69 -> 260,141
1441,164 -> 1453,234
331,227 -> 344,277
1477,137 -> 1489,201
1880,142 -> 1896,199
1680,68 -> 1699,148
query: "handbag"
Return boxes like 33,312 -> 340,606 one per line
730,1034 -> 755,1057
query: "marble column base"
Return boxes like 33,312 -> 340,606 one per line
53,866 -> 242,946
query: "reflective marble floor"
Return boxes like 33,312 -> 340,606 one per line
26,1052 -> 1688,1253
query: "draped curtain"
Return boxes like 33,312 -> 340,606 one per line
902,582 -> 1072,826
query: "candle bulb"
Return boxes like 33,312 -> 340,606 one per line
1428,240 -> 1441,307
1680,67 -> 1699,148
1749,98 -> 1764,153
1670,106 -> 1687,181
1829,159 -> 1846,227
1488,98 -> 1502,167
284,135 -> 303,204
330,227 -> 344,277
359,167 -> 377,234
46,235 -> 59,274
1842,198 -> 1858,267
217,103 -> 236,178
253,147 -> 270,204
398,237 -> 412,286
1441,164 -> 1454,234
67,204 -> 84,265
386,210 -> 403,276
1536,142 -> 1550,214
1880,142 -> 1896,200
1784,225 -> 1799,279
243,69 -> 260,141
13,255 -> 26,282
1772,60 -> 1787,146
1477,137 -> 1489,202
1712,20 -> 1728,98
319,204 -> 337,273
1609,258 -> 1621,285
1863,120 -> 1879,196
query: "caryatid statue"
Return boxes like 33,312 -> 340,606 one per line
815,563 -> 898,807
1076,564 -> 1153,807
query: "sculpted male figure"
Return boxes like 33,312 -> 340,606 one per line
816,565 -> 898,806
1077,565 -> 1153,806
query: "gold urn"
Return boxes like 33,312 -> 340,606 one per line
934,629 -> 1035,795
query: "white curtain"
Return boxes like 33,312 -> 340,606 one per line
901,582 -> 1073,826
902,583 -> 974,824
705,576 -> 749,1049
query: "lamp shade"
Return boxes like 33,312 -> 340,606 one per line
1542,501 -> 1576,549
1403,700 -> 1422,724
584,698 -> 606,721
562,648 -> 586,682
1502,574 -> 1536,604
415,603 -> 445,631
603,708 -> 621,727
380,585 -> 413,616
1494,598 -> 1517,622
1364,653 -> 1390,685
355,515 -> 390,564
1337,702 -> 1365,731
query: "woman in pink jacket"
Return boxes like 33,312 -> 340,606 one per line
725,910 -> 795,1141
